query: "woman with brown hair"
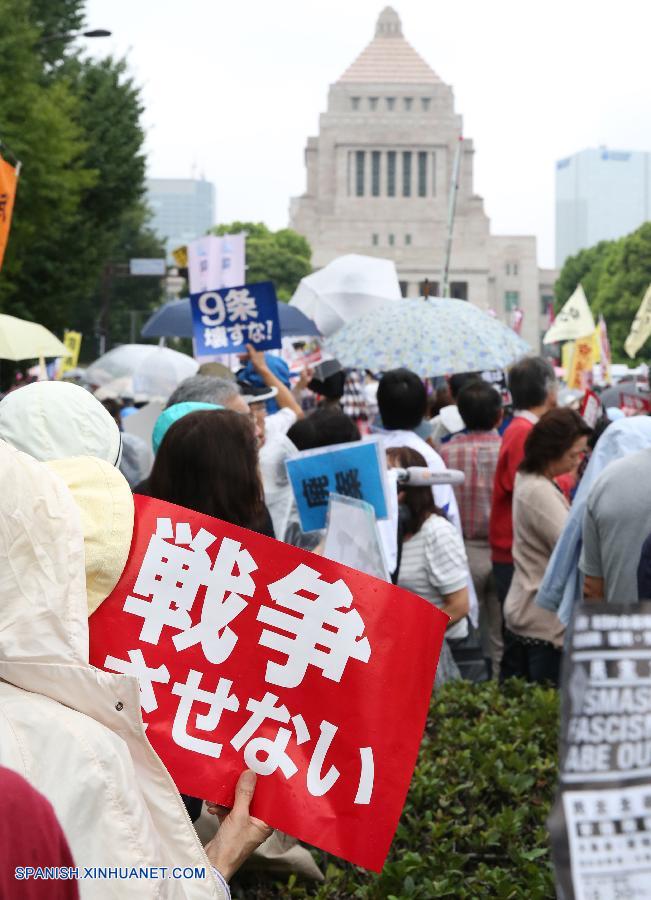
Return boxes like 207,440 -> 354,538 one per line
502,407 -> 592,686
148,408 -> 272,537
146,407 -> 273,823
388,446 -> 470,642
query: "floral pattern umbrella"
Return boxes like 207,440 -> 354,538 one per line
325,298 -> 531,377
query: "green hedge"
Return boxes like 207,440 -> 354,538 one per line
235,679 -> 560,899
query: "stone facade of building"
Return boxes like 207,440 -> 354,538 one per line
289,7 -> 555,351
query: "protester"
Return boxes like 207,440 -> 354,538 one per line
152,401 -> 223,454
283,407 -> 361,550
236,350 -> 294,416
287,405 -> 360,451
0,380 -> 121,465
0,766 -> 79,899
429,372 -> 481,446
375,368 -> 461,529
388,447 -> 470,661
101,397 -> 154,488
536,416 -> 651,625
307,359 -> 346,410
638,532 -> 651,600
581,443 -> 651,605
502,409 -> 591,685
237,346 -> 305,537
238,345 -> 304,438
148,409 -> 273,537
441,379 -> 503,676
0,440 -> 271,897
167,374 -> 251,415
489,357 -> 558,606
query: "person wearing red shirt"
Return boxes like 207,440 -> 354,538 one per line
0,766 -> 79,899
489,357 -> 558,607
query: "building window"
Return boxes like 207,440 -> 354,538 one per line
505,263 -> 511,276
351,97 -> 360,110
431,152 -> 436,195
405,234 -> 412,245
419,279 -> 439,297
514,262 -> 519,275
387,151 -> 396,196
386,97 -> 396,110
369,97 -> 378,111
388,234 -> 395,246
402,151 -> 412,197
372,233 -> 379,247
404,97 -> 413,111
541,293 -> 554,315
418,151 -> 427,197
451,282 -> 468,300
504,290 -> 520,311
421,97 -> 431,111
371,150 -> 381,197
399,280 -> 409,297
506,262 -> 519,276
355,150 -> 365,197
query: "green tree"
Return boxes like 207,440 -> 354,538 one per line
554,240 -> 610,313
592,223 -> 651,361
556,223 -> 651,362
0,0 -> 159,356
210,221 -> 312,300
0,0 -> 95,323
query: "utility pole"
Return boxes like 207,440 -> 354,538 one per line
441,136 -> 464,299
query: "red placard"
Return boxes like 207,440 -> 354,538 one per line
89,496 -> 447,871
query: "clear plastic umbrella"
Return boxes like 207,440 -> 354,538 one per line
85,344 -> 198,402
290,254 -> 401,337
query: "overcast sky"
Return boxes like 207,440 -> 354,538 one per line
83,0 -> 651,268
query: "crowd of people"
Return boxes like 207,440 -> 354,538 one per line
1,344 -> 651,894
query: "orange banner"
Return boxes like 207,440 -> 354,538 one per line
0,153 -> 19,270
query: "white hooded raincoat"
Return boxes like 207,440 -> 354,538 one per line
0,440 -> 225,899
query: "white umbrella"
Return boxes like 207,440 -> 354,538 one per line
85,344 -> 198,402
289,254 -> 401,337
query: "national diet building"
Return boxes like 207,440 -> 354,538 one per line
290,7 -> 556,350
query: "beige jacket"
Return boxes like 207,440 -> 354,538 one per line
504,472 -> 567,647
0,440 -> 225,899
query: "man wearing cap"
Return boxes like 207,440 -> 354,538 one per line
238,346 -> 304,539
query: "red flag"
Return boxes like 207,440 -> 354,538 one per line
89,496 -> 447,871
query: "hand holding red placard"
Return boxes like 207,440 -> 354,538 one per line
89,495 -> 447,871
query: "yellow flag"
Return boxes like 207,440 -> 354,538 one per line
0,152 -> 19,270
625,284 -> 651,359
171,245 -> 188,268
58,330 -> 82,377
543,284 -> 595,344
561,341 -> 575,376
567,331 -> 597,390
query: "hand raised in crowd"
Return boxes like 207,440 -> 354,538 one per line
203,769 -> 273,881
296,366 -> 314,392
245,343 -> 270,374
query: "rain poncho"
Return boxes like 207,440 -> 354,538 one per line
0,381 -> 121,465
0,440 -> 225,899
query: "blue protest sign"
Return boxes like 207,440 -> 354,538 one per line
190,281 -> 282,355
286,438 -> 389,533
